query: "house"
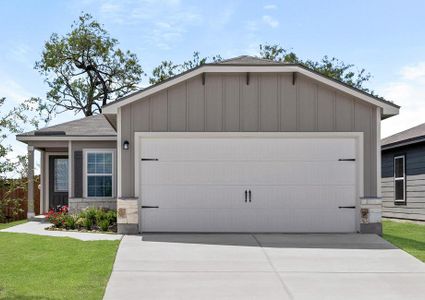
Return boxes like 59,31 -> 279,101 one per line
382,123 -> 425,221
17,55 -> 400,234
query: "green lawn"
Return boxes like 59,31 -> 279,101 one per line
0,232 -> 120,300
0,219 -> 27,230
383,220 -> 425,262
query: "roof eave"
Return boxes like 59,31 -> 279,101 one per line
382,136 -> 425,150
16,135 -> 117,143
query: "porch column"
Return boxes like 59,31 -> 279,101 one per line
27,145 -> 35,218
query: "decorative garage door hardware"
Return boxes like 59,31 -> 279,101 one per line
338,158 -> 356,161
141,205 -> 159,209
141,158 -> 159,161
338,206 -> 356,209
244,190 -> 252,203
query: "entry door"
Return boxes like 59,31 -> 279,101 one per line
49,156 -> 69,209
139,136 -> 358,233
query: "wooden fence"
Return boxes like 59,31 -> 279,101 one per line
0,178 -> 40,221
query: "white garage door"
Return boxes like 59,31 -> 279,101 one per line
138,135 -> 358,233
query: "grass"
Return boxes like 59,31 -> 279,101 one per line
0,232 -> 120,300
0,219 -> 27,230
382,220 -> 425,262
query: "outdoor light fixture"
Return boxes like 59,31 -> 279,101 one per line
123,140 -> 129,150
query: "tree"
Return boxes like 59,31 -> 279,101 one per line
259,44 -> 372,93
0,97 -> 41,221
149,52 -> 222,84
35,13 -> 144,118
150,45 -> 373,94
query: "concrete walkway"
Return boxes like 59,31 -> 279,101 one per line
104,234 -> 425,300
0,221 -> 122,241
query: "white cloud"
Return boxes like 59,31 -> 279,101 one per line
262,15 -> 279,28
264,4 -> 277,10
97,0 -> 202,49
380,62 -> 425,138
0,73 -> 32,104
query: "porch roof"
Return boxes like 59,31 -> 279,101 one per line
16,114 -> 116,142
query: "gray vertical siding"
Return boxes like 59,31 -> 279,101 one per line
120,72 -> 378,198
382,143 -> 425,221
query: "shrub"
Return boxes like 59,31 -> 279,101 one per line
84,208 -> 97,227
45,210 -> 66,228
98,219 -> 110,231
106,210 -> 117,225
64,214 -> 77,230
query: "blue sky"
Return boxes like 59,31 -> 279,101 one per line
1,0 -> 425,165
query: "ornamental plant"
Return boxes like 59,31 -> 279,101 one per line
45,206 -> 68,228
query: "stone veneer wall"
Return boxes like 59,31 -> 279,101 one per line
117,198 -> 139,234
68,198 -> 116,212
360,198 -> 382,235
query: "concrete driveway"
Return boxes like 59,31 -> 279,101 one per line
104,234 -> 425,300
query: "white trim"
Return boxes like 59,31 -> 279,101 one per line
134,131 -> 364,233
39,150 -> 45,213
117,107 -> 122,198
17,136 -> 116,142
44,152 -> 69,211
394,155 -> 406,203
68,141 -> 72,197
82,149 -> 116,199
376,107 -> 382,198
103,65 -> 399,116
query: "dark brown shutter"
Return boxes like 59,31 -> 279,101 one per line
74,151 -> 83,198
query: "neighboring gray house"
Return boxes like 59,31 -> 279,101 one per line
17,55 -> 400,234
382,123 -> 425,221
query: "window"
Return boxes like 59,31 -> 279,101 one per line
85,150 -> 114,197
394,155 -> 405,203
54,158 -> 68,192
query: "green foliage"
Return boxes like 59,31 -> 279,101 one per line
63,214 -> 78,230
35,13 -> 143,118
149,51 -> 222,84
258,43 -> 374,94
98,219 -> 110,232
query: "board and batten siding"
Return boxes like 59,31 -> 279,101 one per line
120,72 -> 378,198
382,143 -> 425,221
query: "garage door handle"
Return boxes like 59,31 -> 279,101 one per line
141,205 -> 159,209
248,190 -> 252,202
245,190 -> 248,203
338,206 -> 356,209
338,158 -> 355,161
141,158 -> 159,161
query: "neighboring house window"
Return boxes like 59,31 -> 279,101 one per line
84,150 -> 115,197
54,158 -> 68,192
394,155 -> 406,204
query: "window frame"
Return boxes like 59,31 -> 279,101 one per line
83,149 -> 116,199
53,158 -> 69,192
394,155 -> 406,204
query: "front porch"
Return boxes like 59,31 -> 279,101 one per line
25,139 -> 117,217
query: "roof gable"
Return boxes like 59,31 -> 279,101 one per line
102,55 -> 399,118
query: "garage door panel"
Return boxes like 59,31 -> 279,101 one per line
141,138 -> 355,162
142,208 -> 356,233
249,186 -> 356,209
139,136 -> 358,233
141,185 -> 247,209
142,162 -> 355,186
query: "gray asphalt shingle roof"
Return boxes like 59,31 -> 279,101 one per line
382,122 -> 425,148
18,114 -> 116,137
217,55 -> 285,65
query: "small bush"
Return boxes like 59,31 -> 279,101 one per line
64,214 -> 78,230
98,219 -> 110,231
